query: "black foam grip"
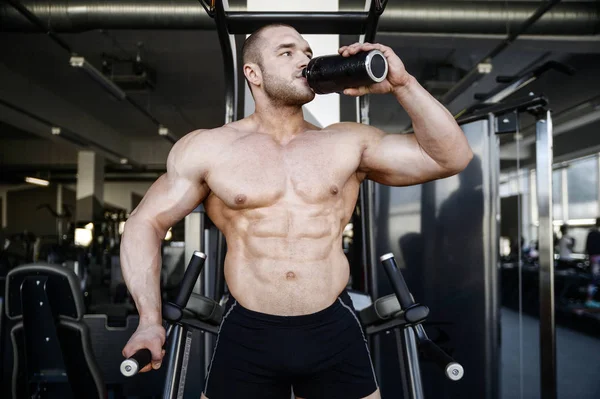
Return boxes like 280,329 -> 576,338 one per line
174,252 -> 206,308
420,339 -> 455,371
380,255 -> 414,309
131,348 -> 152,370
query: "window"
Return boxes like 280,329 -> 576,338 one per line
567,156 -> 598,220
553,169 -> 562,220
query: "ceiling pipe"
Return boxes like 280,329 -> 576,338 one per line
1,1 -> 597,35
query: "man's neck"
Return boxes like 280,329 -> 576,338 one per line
251,103 -> 308,144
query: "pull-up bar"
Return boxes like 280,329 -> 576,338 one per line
225,12 -> 369,35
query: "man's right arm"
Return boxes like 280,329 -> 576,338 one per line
120,130 -> 212,326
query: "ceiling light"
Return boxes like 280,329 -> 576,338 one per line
25,177 -> 49,186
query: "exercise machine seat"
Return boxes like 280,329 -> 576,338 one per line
5,263 -> 106,399
184,292 -> 224,326
359,294 -> 402,327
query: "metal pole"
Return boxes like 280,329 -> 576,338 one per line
486,114 -> 501,399
56,183 -> 63,244
535,110 -> 556,399
163,324 -> 185,399
401,327 -> 425,399
357,93 -> 381,378
395,327 -> 412,399
356,0 -> 388,377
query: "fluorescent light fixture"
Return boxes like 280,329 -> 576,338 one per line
25,177 -> 49,186
120,158 -> 128,164
476,62 -> 493,74
158,126 -> 169,136
567,219 -> 597,226
51,127 -> 61,135
69,55 -> 127,101
74,228 -> 93,247
84,222 -> 94,230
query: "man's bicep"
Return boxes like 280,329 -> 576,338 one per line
130,173 -> 209,234
359,131 -> 451,186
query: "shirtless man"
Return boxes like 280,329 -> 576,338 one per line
121,24 -> 473,399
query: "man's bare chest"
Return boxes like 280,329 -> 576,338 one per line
205,134 -> 362,208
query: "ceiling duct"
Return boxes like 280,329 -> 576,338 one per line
1,1 -> 598,35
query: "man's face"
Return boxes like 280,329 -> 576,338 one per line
258,26 -> 315,106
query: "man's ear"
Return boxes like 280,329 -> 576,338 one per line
243,63 -> 262,87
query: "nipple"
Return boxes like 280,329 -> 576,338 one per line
330,185 -> 339,195
286,271 -> 296,279
235,194 -> 247,204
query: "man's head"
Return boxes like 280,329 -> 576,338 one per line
561,224 -> 569,235
596,217 -> 600,228
242,24 -> 315,106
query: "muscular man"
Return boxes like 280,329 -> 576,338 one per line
121,24 -> 473,399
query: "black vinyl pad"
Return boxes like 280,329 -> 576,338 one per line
358,294 -> 402,327
184,293 -> 224,326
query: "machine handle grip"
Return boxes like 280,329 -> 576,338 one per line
120,348 -> 152,377
174,251 -> 207,308
379,253 -> 414,309
420,339 -> 464,381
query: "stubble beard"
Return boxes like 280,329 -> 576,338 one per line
262,69 -> 315,107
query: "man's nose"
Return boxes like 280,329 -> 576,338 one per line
297,54 -> 310,69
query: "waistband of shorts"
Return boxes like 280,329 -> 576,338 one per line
225,289 -> 353,326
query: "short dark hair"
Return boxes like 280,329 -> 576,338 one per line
242,23 -> 296,68
596,217 -> 600,228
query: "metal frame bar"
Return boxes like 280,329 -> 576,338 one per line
214,0 -> 238,125
456,95 -> 548,126
561,167 -> 568,222
535,110 -> 556,399
163,324 -> 186,399
356,0 -> 388,382
226,11 -> 368,34
597,154 -> 600,213
485,114 -> 501,399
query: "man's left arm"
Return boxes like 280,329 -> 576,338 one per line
339,42 -> 474,186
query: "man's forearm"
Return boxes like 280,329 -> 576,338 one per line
394,75 -> 472,170
120,217 -> 164,325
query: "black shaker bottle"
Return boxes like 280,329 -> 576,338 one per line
302,49 -> 388,95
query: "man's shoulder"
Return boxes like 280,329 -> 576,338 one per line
325,121 -> 381,136
175,126 -> 245,153
184,125 -> 243,143
324,122 -> 386,146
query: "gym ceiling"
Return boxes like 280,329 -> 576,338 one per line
0,0 -> 599,184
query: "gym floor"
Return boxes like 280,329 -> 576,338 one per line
501,307 -> 600,399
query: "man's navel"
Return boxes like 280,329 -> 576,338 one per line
286,271 -> 296,280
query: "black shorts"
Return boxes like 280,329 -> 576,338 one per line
203,290 -> 378,399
